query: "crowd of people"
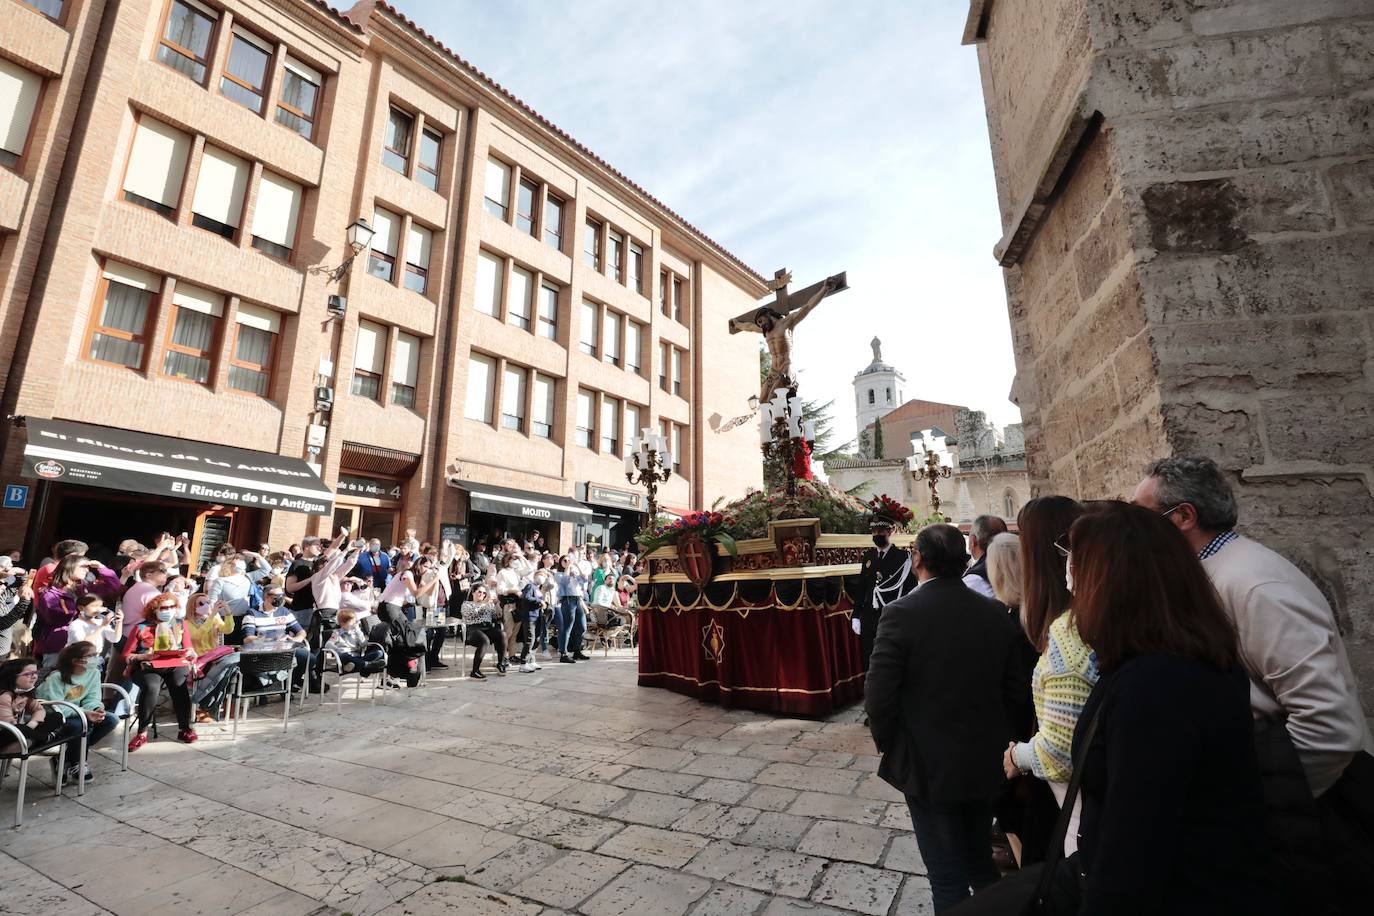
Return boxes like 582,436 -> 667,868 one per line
0,527 -> 641,782
864,456 -> 1373,916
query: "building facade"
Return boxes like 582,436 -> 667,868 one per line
852,336 -> 904,452
0,0 -> 764,568
965,0 -> 1374,703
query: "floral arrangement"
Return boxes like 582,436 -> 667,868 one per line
717,478 -> 871,540
864,494 -> 914,530
636,510 -> 739,555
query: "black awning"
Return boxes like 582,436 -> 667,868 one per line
450,478 -> 593,524
22,418 -> 333,516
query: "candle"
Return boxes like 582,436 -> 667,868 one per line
624,451 -> 636,474
803,420 -> 816,441
661,451 -> 672,470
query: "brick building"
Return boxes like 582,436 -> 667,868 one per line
0,0 -> 765,568
965,0 -> 1374,702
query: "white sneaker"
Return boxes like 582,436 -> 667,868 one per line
519,661 -> 538,673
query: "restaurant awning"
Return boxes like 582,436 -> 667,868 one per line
448,477 -> 593,524
21,418 -> 333,515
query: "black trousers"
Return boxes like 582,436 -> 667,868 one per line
465,624 -> 506,673
134,665 -> 192,733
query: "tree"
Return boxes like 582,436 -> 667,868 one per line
871,420 -> 886,459
758,345 -> 854,463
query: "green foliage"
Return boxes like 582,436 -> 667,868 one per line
871,421 -> 886,459
722,478 -> 870,539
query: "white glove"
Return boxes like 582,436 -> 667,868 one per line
851,617 -> 861,636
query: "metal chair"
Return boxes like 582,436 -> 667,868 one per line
101,683 -> 135,773
229,649 -> 296,739
0,700 -> 87,828
312,642 -> 389,712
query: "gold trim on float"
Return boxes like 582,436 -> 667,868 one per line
639,669 -> 866,694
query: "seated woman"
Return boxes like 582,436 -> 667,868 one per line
120,592 -> 197,750
459,585 -> 507,680
0,657 -> 66,763
185,595 -> 238,722
325,609 -> 386,674
37,641 -> 119,782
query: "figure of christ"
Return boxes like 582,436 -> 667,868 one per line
747,271 -> 842,404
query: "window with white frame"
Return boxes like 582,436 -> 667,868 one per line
0,58 -> 42,168
404,223 -> 432,295
537,281 -> 558,340
624,403 -> 642,457
501,364 -> 527,432
162,282 -> 223,385
507,266 -> 532,331
579,300 -> 599,357
250,171 -> 302,260
625,321 -> 643,375
228,303 -> 279,397
601,395 -> 620,454
672,347 -> 684,396
484,157 -> 510,219
190,145 -> 249,239
367,207 -> 399,283
391,331 -> 419,407
671,424 -> 683,473
575,389 -> 595,448
532,373 -> 555,439
475,250 -> 502,317
603,310 -> 621,367
351,320 -> 385,400
465,353 -> 495,423
122,117 -> 191,217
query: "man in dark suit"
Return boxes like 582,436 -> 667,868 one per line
854,511 -> 917,670
353,539 -> 392,590
865,523 -> 1026,913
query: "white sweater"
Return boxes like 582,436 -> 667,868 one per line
1203,535 -> 1373,795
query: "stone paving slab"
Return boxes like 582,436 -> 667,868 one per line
0,651 -> 928,915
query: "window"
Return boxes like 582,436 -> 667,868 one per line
532,374 -> 555,439
886,387 -> 892,403
601,396 -> 620,454
603,310 -> 621,367
672,276 -> 684,322
220,26 -> 271,113
391,332 -> 419,407
1003,489 -> 1018,519
579,300 -> 599,356
367,208 -> 399,283
625,321 -> 642,375
22,1 -> 64,20
575,389 -> 595,448
867,389 -> 875,405
190,146 -> 249,239
122,117 -> 191,217
417,128 -> 441,191
501,365 -> 527,431
228,303 -> 279,396
515,178 -> 537,236
584,218 -> 601,270
0,58 -> 42,168
537,281 -> 559,340
161,282 -> 222,384
351,320 -> 385,400
543,194 -> 563,250
250,171 -> 302,260
157,0 -> 217,83
404,223 -> 431,295
671,425 -> 683,474
659,341 -> 670,391
475,250 -> 501,317
484,157 -> 510,219
277,58 -> 320,140
383,107 -> 412,175
502,265 -> 532,331
672,347 -> 684,396
629,243 -> 644,295
88,262 -> 158,369
465,353 -> 495,423
659,271 -> 669,316
624,404 -> 642,457
608,229 -> 624,283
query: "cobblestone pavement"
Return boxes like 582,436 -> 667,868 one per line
2,650 -> 932,915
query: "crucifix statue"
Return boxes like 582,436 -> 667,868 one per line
730,268 -> 848,403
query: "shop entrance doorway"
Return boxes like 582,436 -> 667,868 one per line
332,505 -> 398,547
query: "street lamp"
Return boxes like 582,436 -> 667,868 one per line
626,428 -> 672,523
315,217 -> 376,282
907,431 -> 953,521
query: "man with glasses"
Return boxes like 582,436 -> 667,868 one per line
1134,455 -> 1373,911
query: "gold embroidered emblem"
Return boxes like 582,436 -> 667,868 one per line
702,620 -> 725,663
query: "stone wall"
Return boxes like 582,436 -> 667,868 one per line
970,0 -> 1374,707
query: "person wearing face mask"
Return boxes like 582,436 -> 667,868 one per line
120,593 -> 198,750
243,585 -> 319,694
65,596 -> 122,667
37,641 -> 119,782
353,539 -> 392,590
35,554 -> 122,670
854,504 -> 918,672
185,595 -> 238,722
0,657 -> 66,757
1001,496 -> 1096,859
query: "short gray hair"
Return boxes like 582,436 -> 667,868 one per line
971,514 -> 1008,549
1144,456 -> 1239,531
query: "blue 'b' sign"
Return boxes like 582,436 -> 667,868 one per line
3,485 -> 29,509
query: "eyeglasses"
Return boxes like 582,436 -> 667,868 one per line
1160,503 -> 1183,519
1054,535 -> 1071,558
16,670 -> 38,679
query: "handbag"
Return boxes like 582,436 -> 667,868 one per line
948,705 -> 1101,916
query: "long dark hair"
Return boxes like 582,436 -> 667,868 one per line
1069,502 -> 1238,672
1017,496 -> 1083,652
0,657 -> 38,694
56,641 -> 96,683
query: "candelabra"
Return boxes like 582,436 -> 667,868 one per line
757,387 -> 816,498
907,432 -> 953,521
625,428 -> 672,522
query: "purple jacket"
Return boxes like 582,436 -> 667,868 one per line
35,567 -> 122,655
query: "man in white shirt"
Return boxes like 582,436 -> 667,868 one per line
961,515 -> 1006,601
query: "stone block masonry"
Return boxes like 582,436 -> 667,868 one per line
969,0 -> 1374,708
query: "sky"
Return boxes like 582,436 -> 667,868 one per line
400,0 -> 1021,448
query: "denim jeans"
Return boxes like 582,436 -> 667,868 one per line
55,714 -> 119,761
338,649 -> 385,673
905,794 -> 1001,912
558,596 -> 585,655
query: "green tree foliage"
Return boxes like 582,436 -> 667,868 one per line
758,345 -> 854,466
871,420 -> 886,459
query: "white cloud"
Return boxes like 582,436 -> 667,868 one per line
399,0 -> 1022,445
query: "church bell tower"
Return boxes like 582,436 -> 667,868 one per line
853,338 -> 905,455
